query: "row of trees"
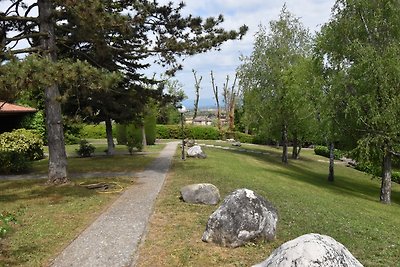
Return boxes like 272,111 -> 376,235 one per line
0,0 -> 248,184
238,1 -> 400,204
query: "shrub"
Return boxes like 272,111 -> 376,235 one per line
116,124 -> 127,145
0,129 -> 43,174
314,145 -> 343,160
76,139 -> 96,157
145,114 -> 157,145
156,125 -> 221,140
80,124 -> 108,139
126,125 -> 143,152
0,129 -> 44,161
392,171 -> 400,184
0,151 -> 31,174
187,125 -> 220,140
20,110 -> 47,143
234,132 -> 254,143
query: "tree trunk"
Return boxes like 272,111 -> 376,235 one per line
141,124 -> 147,148
291,135 -> 298,159
328,142 -> 334,182
380,148 -> 392,204
39,0 -> 68,184
105,117 -> 115,155
282,124 -> 288,164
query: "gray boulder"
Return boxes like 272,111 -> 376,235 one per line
180,183 -> 220,205
187,145 -> 207,158
202,188 -> 278,248
253,233 -> 364,267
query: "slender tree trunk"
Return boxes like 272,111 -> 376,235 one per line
39,0 -> 68,184
380,147 -> 392,204
282,124 -> 288,164
105,117 -> 115,155
192,70 -> 202,123
328,142 -> 334,182
292,135 -> 298,159
141,124 -> 147,148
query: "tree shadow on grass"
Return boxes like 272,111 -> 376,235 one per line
0,178 -> 99,203
223,148 -> 400,206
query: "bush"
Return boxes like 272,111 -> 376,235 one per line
234,132 -> 254,143
20,110 -> 47,143
392,171 -> 400,184
186,125 -> 220,140
145,114 -> 157,145
80,124 -> 108,139
0,151 -> 31,174
116,124 -> 128,145
314,145 -> 343,160
76,139 -> 96,157
0,129 -> 44,161
0,129 -> 44,174
156,125 -> 221,140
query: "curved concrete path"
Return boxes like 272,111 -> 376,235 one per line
49,141 -> 179,267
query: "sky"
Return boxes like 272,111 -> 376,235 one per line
152,0 -> 336,107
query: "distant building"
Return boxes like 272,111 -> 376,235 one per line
191,116 -> 213,126
0,102 -> 36,133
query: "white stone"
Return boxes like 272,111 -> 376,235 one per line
253,233 -> 364,267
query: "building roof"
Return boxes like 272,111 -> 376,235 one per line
0,102 -> 37,114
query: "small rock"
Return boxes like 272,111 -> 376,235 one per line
202,188 -> 278,248
252,233 -> 364,267
180,183 -> 220,205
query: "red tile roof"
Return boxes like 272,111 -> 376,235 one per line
0,102 -> 37,113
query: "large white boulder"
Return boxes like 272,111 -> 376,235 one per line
253,233 -> 363,267
180,183 -> 220,205
202,188 -> 278,248
187,145 -> 206,158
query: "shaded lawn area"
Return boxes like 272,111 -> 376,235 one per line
0,143 -> 165,266
32,143 -> 166,174
137,144 -> 400,267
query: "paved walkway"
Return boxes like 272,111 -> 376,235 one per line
49,141 -> 179,267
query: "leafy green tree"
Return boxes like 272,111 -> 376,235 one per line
238,6 -> 315,163
318,0 -> 400,203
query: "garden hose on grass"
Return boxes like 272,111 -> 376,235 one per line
78,181 -> 124,194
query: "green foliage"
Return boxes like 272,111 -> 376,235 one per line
80,124 -> 108,139
0,129 -> 44,174
75,139 -> 96,157
116,124 -> 128,145
186,125 -> 220,140
0,129 -> 44,161
234,132 -> 254,143
64,120 -> 84,145
144,105 -> 158,145
19,110 -> 47,143
314,145 -> 343,160
156,125 -> 222,140
238,6 -> 318,155
126,126 -> 143,153
0,211 -> 18,238
0,151 -> 31,174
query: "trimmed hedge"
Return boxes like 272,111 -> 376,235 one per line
156,125 -> 254,142
0,129 -> 44,174
80,124 -> 113,139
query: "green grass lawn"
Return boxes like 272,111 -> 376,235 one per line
137,142 -> 400,267
0,142 -> 165,266
32,142 -> 165,174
